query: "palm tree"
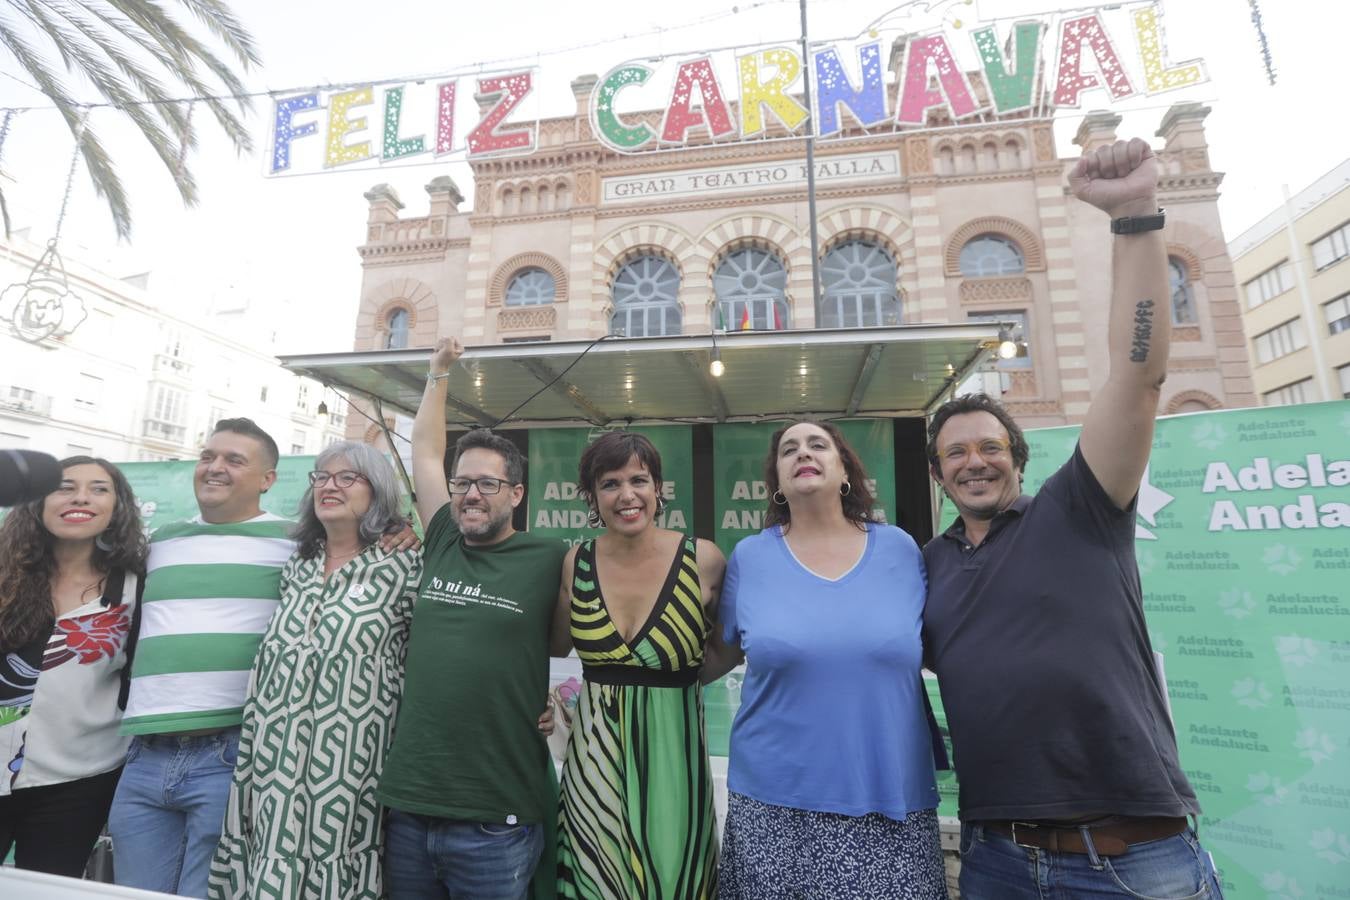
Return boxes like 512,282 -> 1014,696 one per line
0,0 -> 260,238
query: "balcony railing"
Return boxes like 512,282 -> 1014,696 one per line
143,419 -> 187,444
0,386 -> 53,417
716,297 -> 790,331
817,292 -> 901,328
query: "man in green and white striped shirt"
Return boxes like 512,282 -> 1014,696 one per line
109,418 -> 291,898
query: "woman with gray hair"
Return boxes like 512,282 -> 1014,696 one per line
210,441 -> 421,900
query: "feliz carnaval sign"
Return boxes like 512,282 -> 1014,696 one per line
266,2 -> 1206,176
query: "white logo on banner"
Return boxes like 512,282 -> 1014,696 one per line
1260,870 -> 1306,900
1135,464 -> 1175,540
1275,635 -> 1321,668
1247,772 -> 1291,806
1232,677 -> 1273,709
1192,420 -> 1229,450
1263,543 -> 1304,575
1294,728 -> 1337,764
1218,588 -> 1256,619
1310,829 -> 1350,865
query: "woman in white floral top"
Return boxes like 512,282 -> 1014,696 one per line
0,456 -> 147,876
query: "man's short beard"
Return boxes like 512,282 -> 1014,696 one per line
456,506 -> 512,540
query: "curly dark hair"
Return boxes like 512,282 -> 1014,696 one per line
763,420 -> 875,531
0,456 -> 147,653
577,431 -> 665,524
926,393 -> 1030,477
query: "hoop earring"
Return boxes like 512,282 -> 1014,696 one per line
94,533 -> 113,552
586,507 -> 603,529
772,490 -> 787,506
840,482 -> 852,497
656,496 -> 667,515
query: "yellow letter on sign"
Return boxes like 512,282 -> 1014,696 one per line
738,48 -> 809,138
326,87 -> 374,168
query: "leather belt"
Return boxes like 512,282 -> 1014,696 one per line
983,816 -> 1188,857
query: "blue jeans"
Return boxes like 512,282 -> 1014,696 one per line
959,823 -> 1225,899
107,729 -> 239,897
384,808 -> 544,900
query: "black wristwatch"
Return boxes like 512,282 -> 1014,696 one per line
1110,208 -> 1166,234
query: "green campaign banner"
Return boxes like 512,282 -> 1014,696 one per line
938,400 -> 1350,897
120,456 -> 319,529
527,425 -> 693,546
710,419 -> 896,557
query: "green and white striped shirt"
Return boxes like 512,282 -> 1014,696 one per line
121,513 -> 295,735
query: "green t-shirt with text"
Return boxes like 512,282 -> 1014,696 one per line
378,503 -> 566,825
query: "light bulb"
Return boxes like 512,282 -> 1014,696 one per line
710,358 -> 725,377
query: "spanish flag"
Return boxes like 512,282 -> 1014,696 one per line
740,306 -> 752,330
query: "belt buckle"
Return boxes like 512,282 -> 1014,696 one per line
1011,822 -> 1040,849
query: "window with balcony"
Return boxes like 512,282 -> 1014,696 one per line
714,248 -> 788,331
959,235 -> 1025,277
819,240 -> 900,328
505,268 -> 556,306
296,383 -> 310,412
1251,318 -> 1308,365
610,255 -> 681,337
1311,222 -> 1350,271
1244,261 -> 1294,309
145,385 -> 188,444
1324,293 -> 1350,336
1263,378 -> 1314,407
1337,364 -> 1350,399
291,429 -> 307,455
1168,258 -> 1198,325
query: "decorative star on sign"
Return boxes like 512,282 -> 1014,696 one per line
1135,464 -> 1175,540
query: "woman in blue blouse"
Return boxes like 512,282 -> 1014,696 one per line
704,420 -> 946,899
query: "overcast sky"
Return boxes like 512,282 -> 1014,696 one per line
1,0 -> 1346,355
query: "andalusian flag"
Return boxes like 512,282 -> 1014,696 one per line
740,306 -> 752,330
715,304 -> 727,331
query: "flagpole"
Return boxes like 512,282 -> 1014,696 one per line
799,0 -> 823,318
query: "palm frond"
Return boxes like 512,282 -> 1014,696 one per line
0,0 -> 260,237
172,0 -> 260,68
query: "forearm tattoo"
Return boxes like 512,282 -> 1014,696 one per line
1129,299 -> 1155,363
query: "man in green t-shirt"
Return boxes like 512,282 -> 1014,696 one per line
380,336 -> 566,900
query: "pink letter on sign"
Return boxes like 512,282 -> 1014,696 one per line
661,57 -> 736,144
467,72 -> 535,156
897,34 -> 979,125
1053,14 -> 1137,107
435,80 -> 456,155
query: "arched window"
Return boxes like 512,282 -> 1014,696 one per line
610,254 -> 681,337
385,308 -> 409,349
1169,257 -> 1198,325
505,268 -> 556,306
819,240 -> 901,328
713,248 -> 789,330
959,235 -> 1025,276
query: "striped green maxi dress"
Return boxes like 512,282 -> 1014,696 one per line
558,536 -> 718,900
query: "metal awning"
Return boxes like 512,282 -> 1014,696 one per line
279,323 -> 1001,428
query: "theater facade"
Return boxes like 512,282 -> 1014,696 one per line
346,77 -> 1255,434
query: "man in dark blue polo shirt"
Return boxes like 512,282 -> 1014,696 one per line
923,138 -> 1223,899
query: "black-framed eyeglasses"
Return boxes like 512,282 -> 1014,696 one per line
308,470 -> 367,488
448,477 -> 515,495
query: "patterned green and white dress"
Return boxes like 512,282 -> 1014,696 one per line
208,545 -> 421,900
558,535 -> 718,900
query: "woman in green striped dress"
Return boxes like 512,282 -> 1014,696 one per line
551,431 -> 726,900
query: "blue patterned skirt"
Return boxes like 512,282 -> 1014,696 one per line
719,792 -> 948,899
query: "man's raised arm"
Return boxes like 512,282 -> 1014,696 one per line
411,336 -> 463,528
1072,138 -> 1171,509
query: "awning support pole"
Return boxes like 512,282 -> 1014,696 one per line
371,397 -> 418,508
